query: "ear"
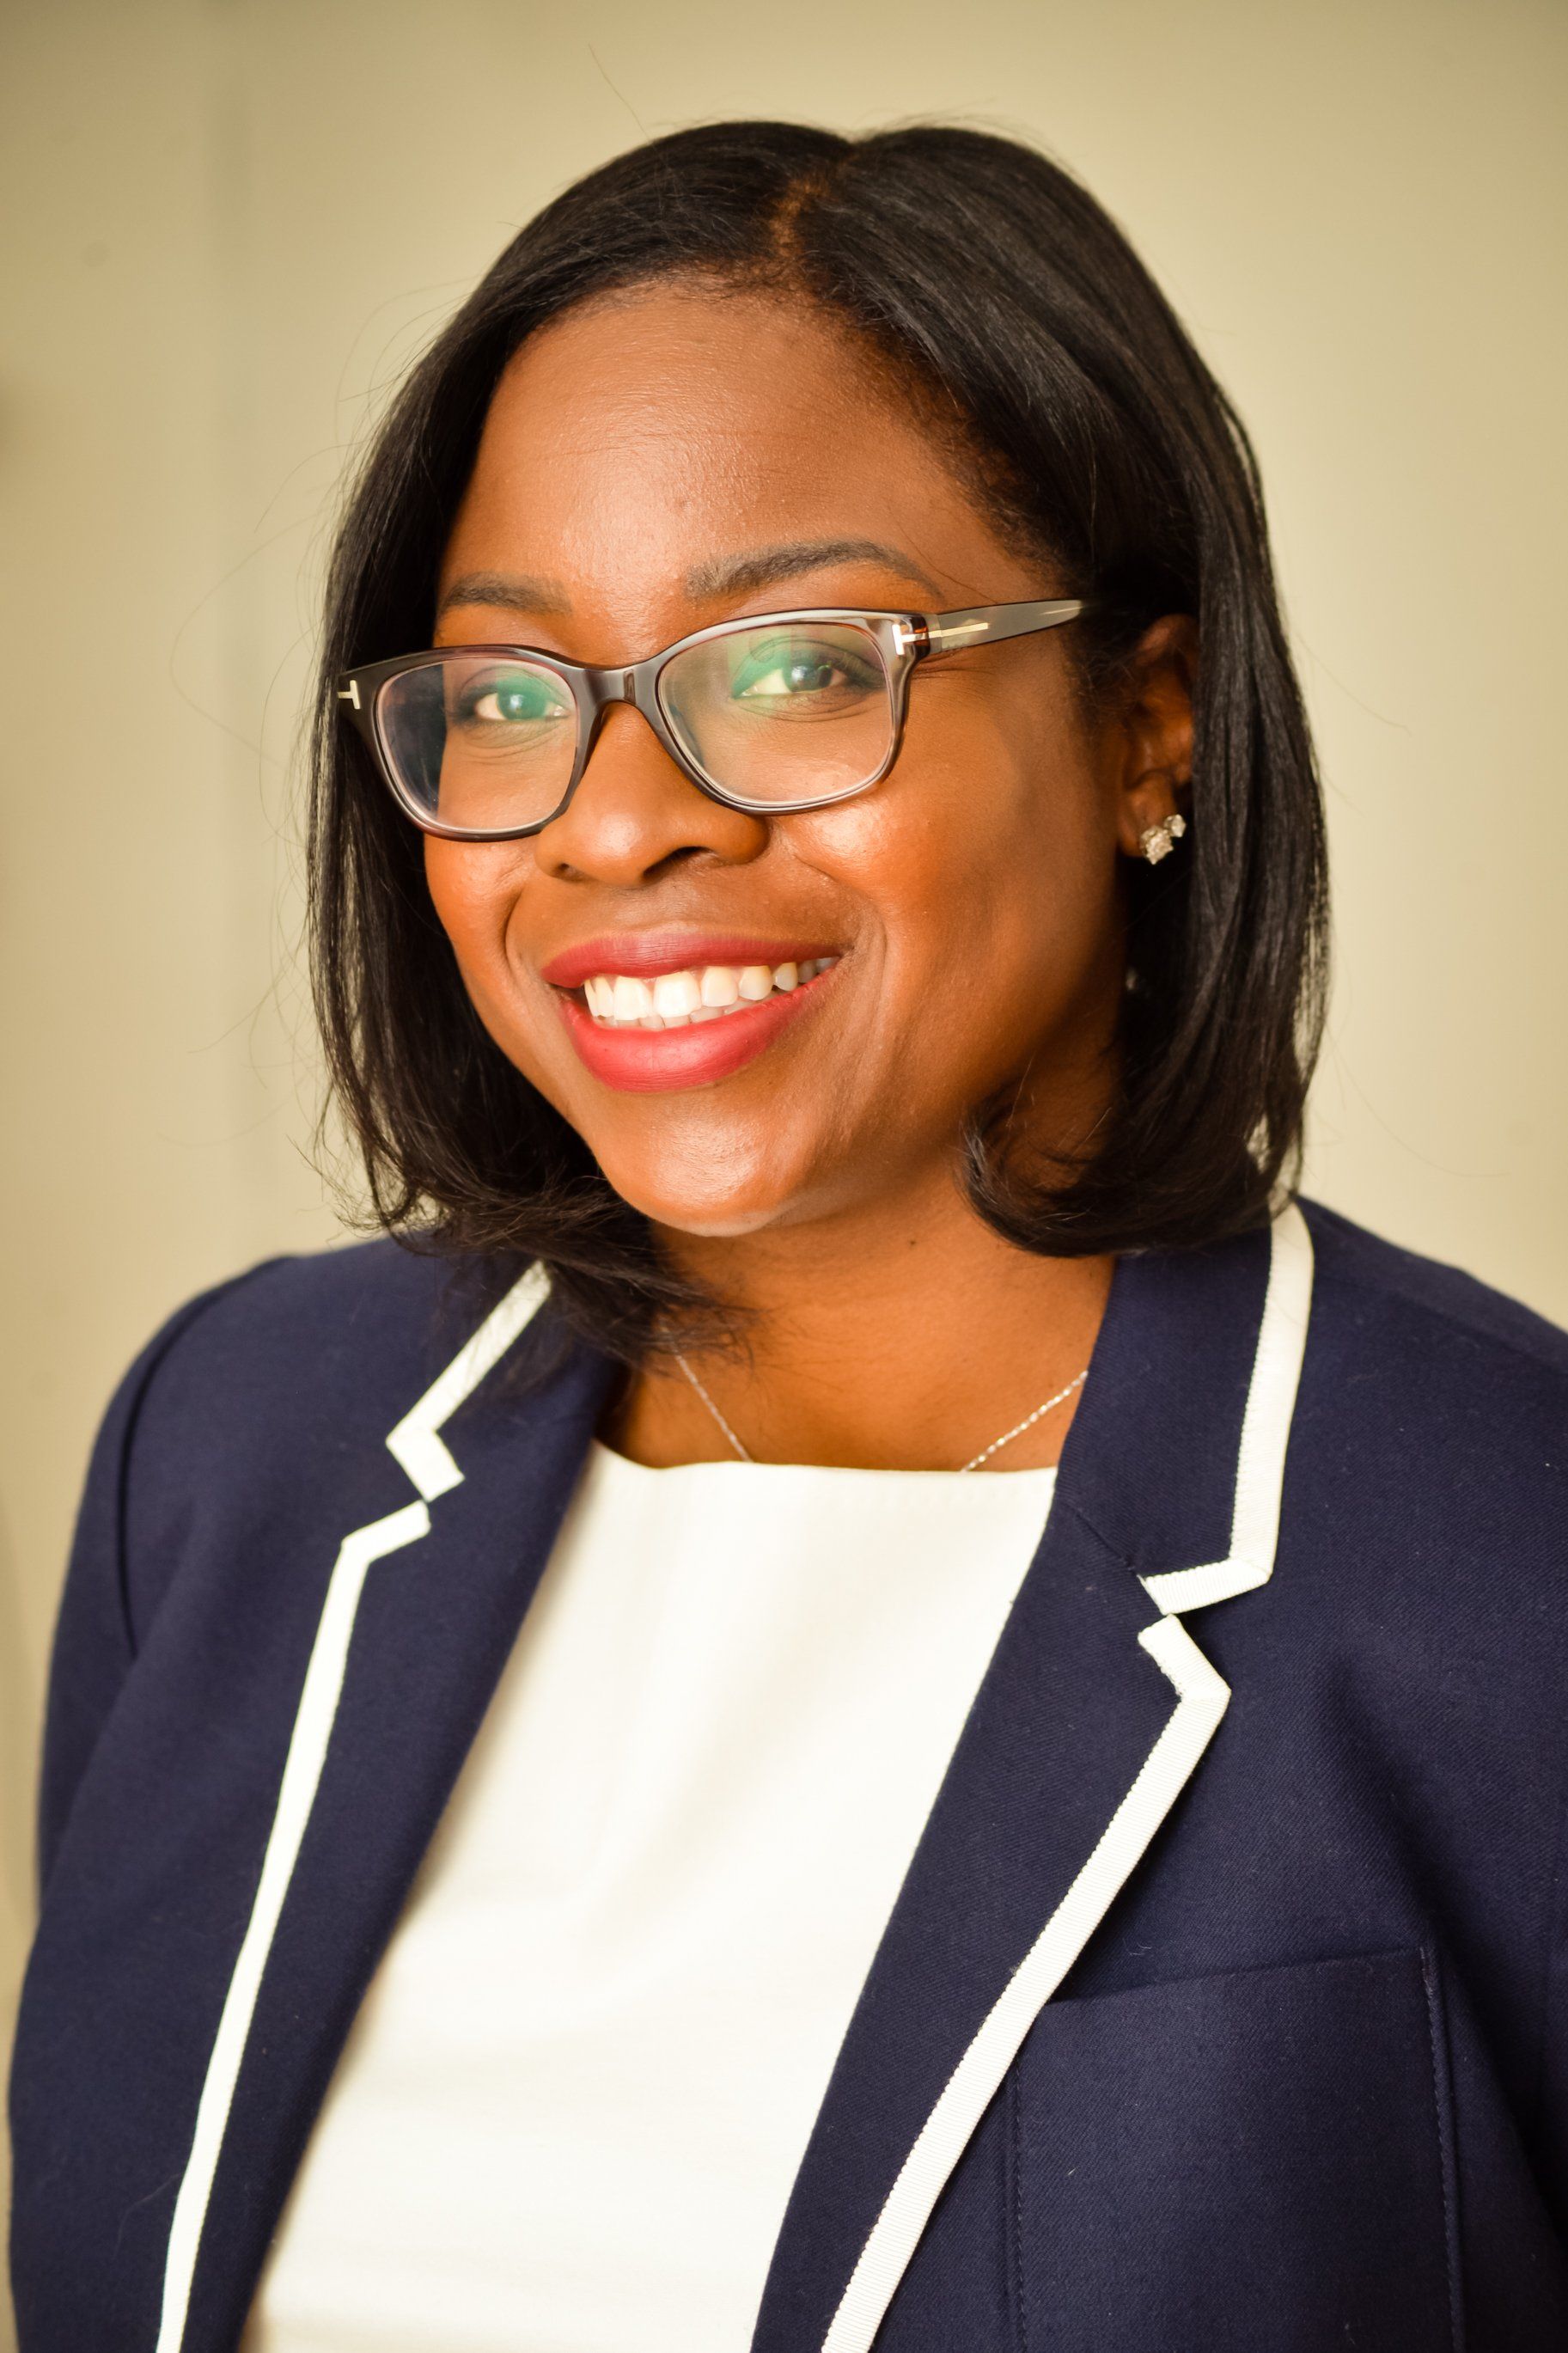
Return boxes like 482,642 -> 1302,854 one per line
1107,614 -> 1199,859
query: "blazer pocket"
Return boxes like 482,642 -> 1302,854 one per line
1010,1946 -> 1457,2353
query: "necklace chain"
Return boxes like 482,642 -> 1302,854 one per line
673,1352 -> 758,1464
673,1353 -> 1087,1473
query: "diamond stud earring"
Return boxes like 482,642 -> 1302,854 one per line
1138,812 -> 1187,865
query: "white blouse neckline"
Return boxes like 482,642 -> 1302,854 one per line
586,1433 -> 1062,1484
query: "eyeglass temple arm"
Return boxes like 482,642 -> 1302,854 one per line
894,598 -> 1087,656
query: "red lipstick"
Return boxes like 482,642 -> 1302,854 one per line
540,932 -> 833,989
540,935 -> 844,1094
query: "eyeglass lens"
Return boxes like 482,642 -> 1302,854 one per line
657,621 -> 893,804
374,620 -> 895,832
378,655 -> 577,834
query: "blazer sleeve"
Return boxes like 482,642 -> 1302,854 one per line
1540,1780 -> 1568,2232
36,1266 -> 283,1894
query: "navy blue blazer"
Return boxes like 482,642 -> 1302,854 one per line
9,1200 -> 1568,2350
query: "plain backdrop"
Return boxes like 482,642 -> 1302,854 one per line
3,0 -> 1565,2332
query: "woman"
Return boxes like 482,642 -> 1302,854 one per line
9,119 -> 1567,2353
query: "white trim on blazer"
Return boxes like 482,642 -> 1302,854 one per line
154,1267 -> 551,2353
818,1202 -> 1314,2353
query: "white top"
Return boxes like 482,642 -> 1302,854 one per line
241,1440 -> 1056,2353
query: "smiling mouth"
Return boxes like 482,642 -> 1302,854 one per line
574,955 -> 840,1029
543,941 -> 845,1093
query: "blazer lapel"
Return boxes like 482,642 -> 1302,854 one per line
752,1205 -> 1315,2353
154,1269 -> 616,2353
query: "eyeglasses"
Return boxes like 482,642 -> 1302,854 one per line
335,598 -> 1087,840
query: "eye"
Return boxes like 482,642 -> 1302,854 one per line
730,634 -> 882,706
455,669 -> 571,728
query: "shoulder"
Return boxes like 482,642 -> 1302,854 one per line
109,1236 -> 491,1466
1302,1196 -> 1568,1389
1289,1198 -> 1566,1574
40,1238 -> 523,1873
1298,1199 -> 1568,1459
95,1238 -> 534,1629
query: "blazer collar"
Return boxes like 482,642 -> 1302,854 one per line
152,1209 -> 1313,2353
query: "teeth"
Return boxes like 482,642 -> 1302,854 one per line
580,956 -> 838,1028
653,970 -> 701,1018
612,975 -> 653,1021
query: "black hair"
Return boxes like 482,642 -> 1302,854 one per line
309,120 -> 1327,1362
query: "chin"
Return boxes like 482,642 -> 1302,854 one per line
602,1173 -> 795,1241
590,1139 -> 817,1242
650,1202 -> 788,1241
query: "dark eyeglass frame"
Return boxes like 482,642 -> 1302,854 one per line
334,597 -> 1088,841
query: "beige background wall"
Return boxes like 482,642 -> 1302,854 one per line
3,0 -> 1564,2329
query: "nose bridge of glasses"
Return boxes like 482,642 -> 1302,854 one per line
573,652 -> 662,715
574,656 -> 687,784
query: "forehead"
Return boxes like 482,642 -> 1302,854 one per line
438,284 -> 1015,637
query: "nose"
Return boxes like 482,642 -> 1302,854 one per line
532,700 -> 767,886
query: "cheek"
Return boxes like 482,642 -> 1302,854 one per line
796,697 -> 1115,1081
423,840 -> 536,1034
425,840 -> 522,954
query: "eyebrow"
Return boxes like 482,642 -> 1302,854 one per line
436,570 -> 573,621
685,537 -> 943,602
435,536 -> 944,628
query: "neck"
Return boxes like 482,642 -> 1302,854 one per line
616,1159 -> 1113,1473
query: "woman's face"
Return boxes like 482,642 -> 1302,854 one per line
427,284 -> 1181,1239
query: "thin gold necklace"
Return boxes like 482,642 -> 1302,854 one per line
672,1354 -> 1087,1474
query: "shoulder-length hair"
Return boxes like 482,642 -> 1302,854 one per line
310,120 -> 1327,1364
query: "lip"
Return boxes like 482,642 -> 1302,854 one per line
539,932 -> 837,990
553,956 -> 842,1093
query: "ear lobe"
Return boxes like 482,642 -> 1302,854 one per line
1112,613 -> 1197,859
